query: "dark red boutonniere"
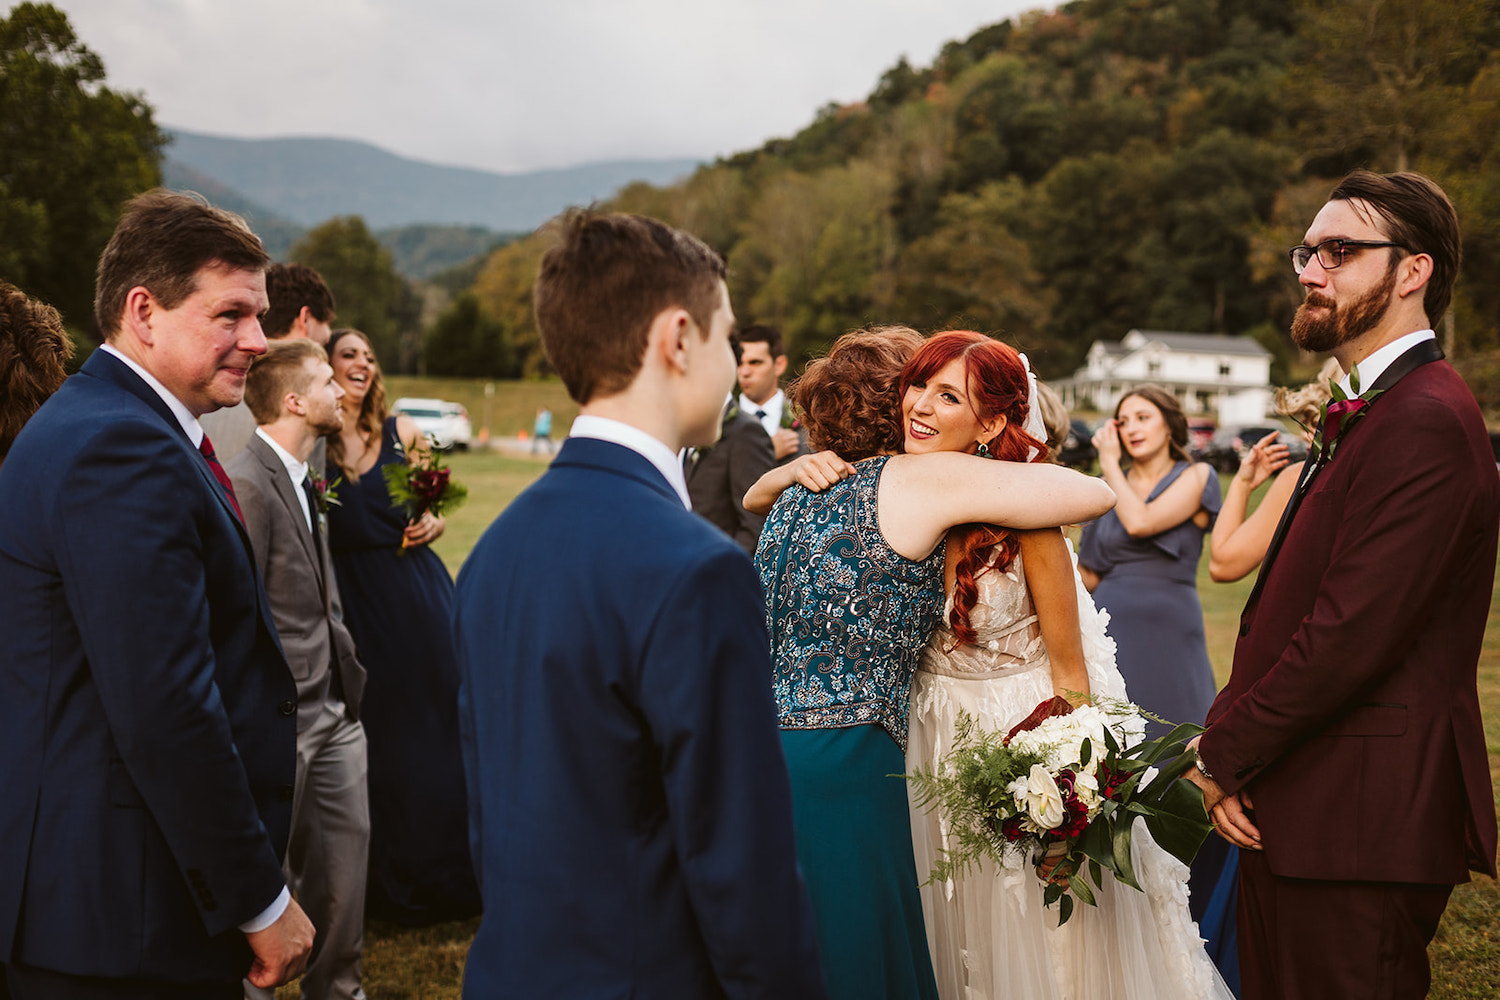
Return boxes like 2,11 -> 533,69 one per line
1311,363 -> 1384,466
383,450 -> 468,552
310,476 -> 342,515
780,405 -> 802,431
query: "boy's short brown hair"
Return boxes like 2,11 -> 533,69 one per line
533,210 -> 726,404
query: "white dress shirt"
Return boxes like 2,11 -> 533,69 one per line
747,389 -> 786,438
100,343 -> 204,446
569,415 -> 692,510
1339,329 -> 1435,397
256,428 -> 314,534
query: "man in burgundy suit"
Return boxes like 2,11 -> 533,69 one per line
1189,171 -> 1498,999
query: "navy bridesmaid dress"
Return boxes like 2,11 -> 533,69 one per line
328,417 -> 481,925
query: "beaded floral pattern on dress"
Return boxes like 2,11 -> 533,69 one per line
756,455 -> 945,750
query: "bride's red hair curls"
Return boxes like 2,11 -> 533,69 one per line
900,331 -> 1049,647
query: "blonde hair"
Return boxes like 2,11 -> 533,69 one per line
1275,358 -> 1343,430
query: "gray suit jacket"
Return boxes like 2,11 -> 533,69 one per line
227,435 -> 365,731
203,401 -> 326,475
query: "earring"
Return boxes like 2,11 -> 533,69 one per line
976,441 -> 991,458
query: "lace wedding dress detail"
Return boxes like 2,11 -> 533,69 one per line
907,545 -> 1234,1000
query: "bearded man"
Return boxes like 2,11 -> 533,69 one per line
1187,171 -> 1498,999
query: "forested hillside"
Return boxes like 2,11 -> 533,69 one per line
449,0 -> 1500,383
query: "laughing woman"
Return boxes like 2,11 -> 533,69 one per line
325,328 -> 481,926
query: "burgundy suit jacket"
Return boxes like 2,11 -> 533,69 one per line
1199,355 -> 1498,884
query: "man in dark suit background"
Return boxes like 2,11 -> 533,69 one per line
201,263 -> 337,466
0,190 -> 314,998
736,324 -> 809,465
453,210 -> 825,999
1189,171 -> 1498,999
227,340 -> 369,1000
685,334 -> 777,554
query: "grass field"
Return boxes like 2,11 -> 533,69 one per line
343,457 -> 1499,999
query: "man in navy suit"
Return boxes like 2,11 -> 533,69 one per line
453,210 -> 825,999
0,190 -> 314,998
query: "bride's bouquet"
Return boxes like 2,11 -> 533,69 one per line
907,695 -> 1214,924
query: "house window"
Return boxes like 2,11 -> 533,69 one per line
1219,363 -> 1231,378
1148,361 -> 1161,376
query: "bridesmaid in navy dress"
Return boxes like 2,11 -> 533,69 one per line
326,329 -> 480,926
1077,384 -> 1237,994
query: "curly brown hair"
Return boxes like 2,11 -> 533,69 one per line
792,326 -> 924,461
1,282 -> 73,461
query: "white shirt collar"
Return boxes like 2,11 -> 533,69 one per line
1339,330 -> 1435,397
255,428 -> 314,531
746,388 -> 785,436
100,343 -> 204,447
568,415 -> 691,509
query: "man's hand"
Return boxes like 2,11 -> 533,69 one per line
771,428 -> 801,461
1184,736 -> 1262,850
245,897 -> 315,989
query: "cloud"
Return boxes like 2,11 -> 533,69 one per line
62,0 -> 1043,173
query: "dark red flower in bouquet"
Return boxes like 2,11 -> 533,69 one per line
1001,815 -> 1028,843
1005,695 -> 1074,743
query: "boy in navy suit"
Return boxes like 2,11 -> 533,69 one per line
454,210 -> 824,999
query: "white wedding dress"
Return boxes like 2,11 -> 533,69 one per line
906,544 -> 1235,1000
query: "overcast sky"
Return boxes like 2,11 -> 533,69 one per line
61,0 -> 1046,175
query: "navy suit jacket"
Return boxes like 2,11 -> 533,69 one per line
453,436 -> 824,999
1201,356 -> 1498,884
0,350 -> 297,983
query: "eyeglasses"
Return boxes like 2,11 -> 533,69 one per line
1289,239 -> 1407,274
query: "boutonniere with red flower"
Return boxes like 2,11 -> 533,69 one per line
310,475 -> 342,515
780,405 -> 802,432
1312,362 -> 1385,466
383,450 -> 468,552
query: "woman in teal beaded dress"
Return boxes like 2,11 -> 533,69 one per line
748,327 -> 1115,1000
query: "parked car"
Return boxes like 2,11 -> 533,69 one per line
392,397 -> 472,451
1187,419 -> 1217,453
1056,417 -> 1098,470
1195,424 -> 1307,473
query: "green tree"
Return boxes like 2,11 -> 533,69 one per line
290,216 -> 421,372
0,2 -> 164,341
424,291 -> 516,378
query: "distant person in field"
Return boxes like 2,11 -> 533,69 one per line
0,281 -> 73,473
202,262 -> 337,466
453,209 -> 827,999
531,405 -> 553,454
323,328 -> 480,926
228,339 -> 370,1000
736,323 -> 808,464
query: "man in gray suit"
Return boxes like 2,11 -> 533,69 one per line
227,340 -> 369,1000
203,263 -> 337,466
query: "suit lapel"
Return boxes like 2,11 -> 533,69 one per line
85,351 -> 255,545
249,436 -> 326,593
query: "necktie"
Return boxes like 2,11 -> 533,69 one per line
199,435 -> 244,525
300,475 -> 321,540
756,409 -> 768,421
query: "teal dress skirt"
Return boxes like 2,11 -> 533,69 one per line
756,456 -> 945,1000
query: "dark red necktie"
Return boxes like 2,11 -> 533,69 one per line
199,434 -> 245,525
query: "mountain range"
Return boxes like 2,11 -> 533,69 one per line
161,128 -> 699,275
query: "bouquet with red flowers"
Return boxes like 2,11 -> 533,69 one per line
383,449 -> 468,551
907,695 -> 1214,924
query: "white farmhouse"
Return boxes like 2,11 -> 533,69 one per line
1053,329 -> 1273,424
